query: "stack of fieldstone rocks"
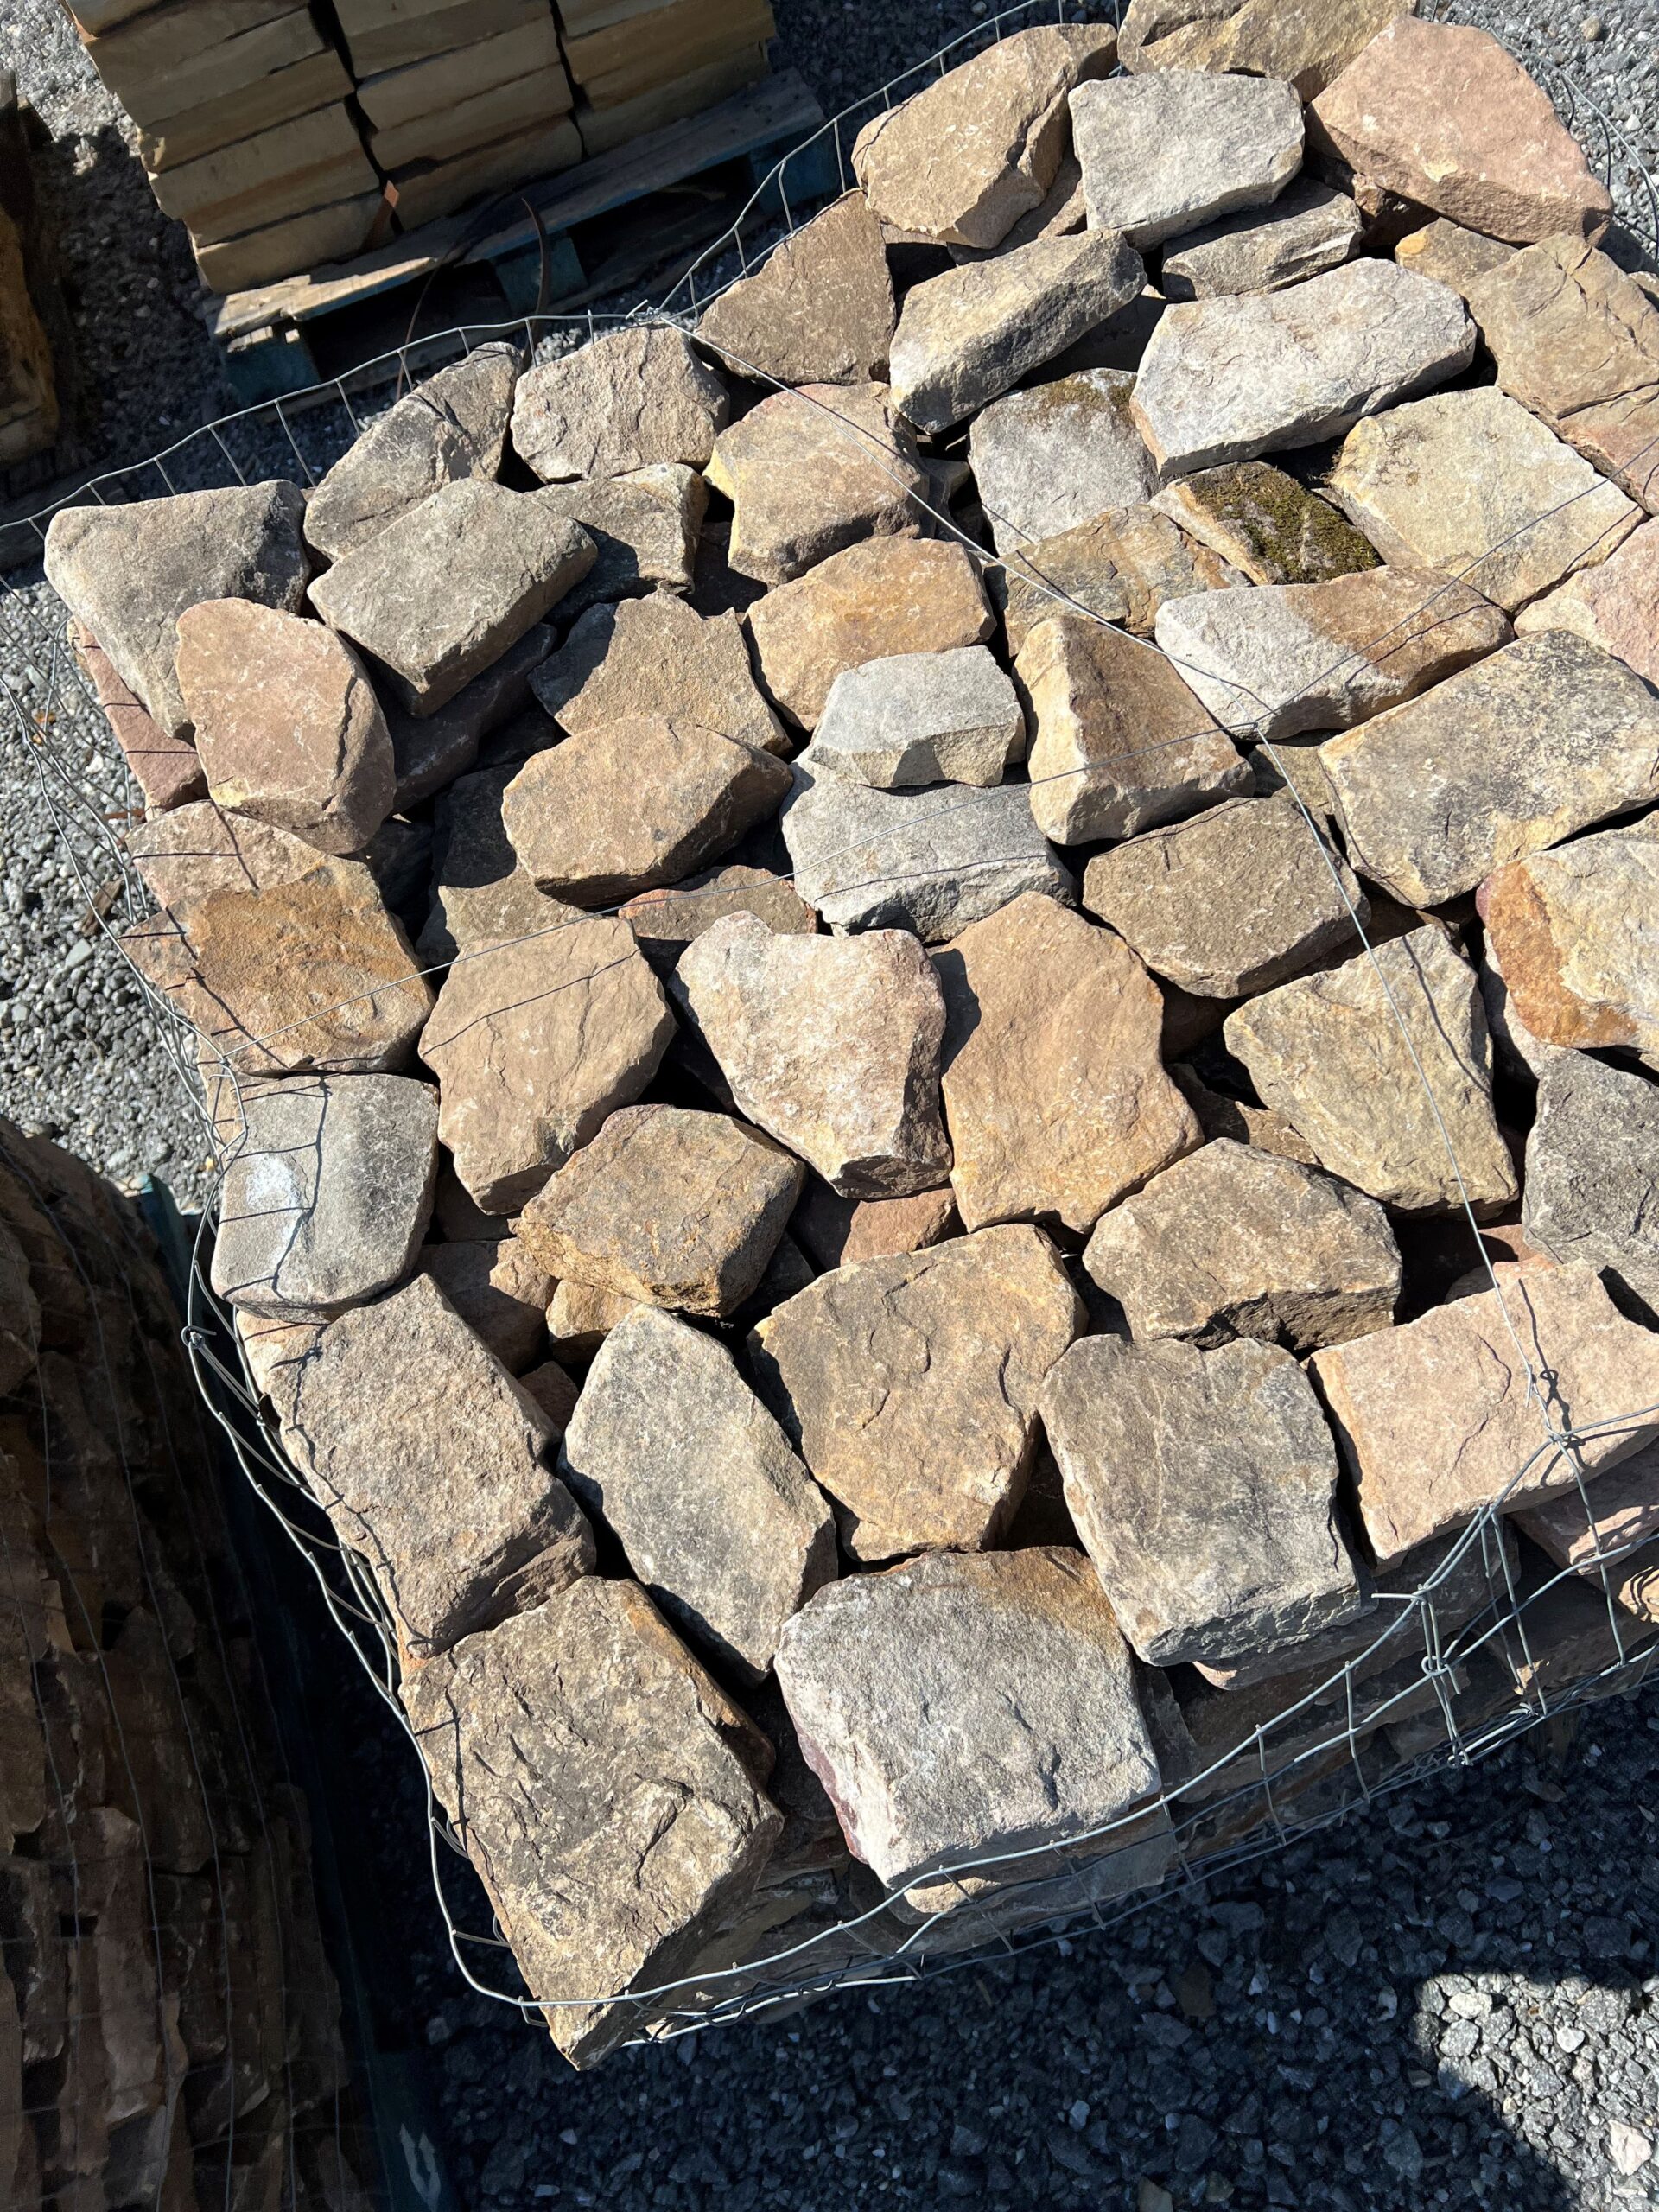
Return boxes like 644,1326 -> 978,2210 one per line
38,3 -> 1659,2067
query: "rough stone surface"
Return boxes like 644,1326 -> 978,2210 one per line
1015,614 -> 1250,843
502,716 -> 791,906
1514,517 -> 1659,686
1152,461 -> 1379,587
936,892 -> 1200,1235
72,618 -> 207,810
529,466 -> 706,618
750,1224 -> 1082,1561
382,623 -> 553,812
747,538 -> 994,729
676,913 -> 950,1198
791,1181 -> 959,1271
302,342 -> 520,561
279,1272 -> 594,1656
559,1306 -> 834,1678
1129,261 -> 1474,476
1224,925 -> 1518,1216
1327,386 -> 1641,614
546,1278 -> 637,1359
533,592 -> 786,755
308,480 -> 595,715
128,802 -> 338,912
1395,215 -> 1517,300
967,369 -> 1156,555
1311,1263 -> 1659,1564
510,327 -> 728,481
1514,1442 -> 1659,1576
420,1235 -> 553,1374
44,480 -> 308,737
1119,0 -> 1407,99
1168,1065 -> 1321,1166
1154,566 -> 1510,741
994,503 -> 1245,652
1479,824 -> 1659,1067
1084,1138 -> 1402,1352
211,1073 -> 437,1318
404,1576 -> 779,2067
782,765 -> 1073,942
888,230 -> 1147,434
1070,68 -> 1304,250
806,645 -> 1022,790
514,1103 -> 803,1318
695,191 -> 895,385
773,1547 -> 1160,1888
1310,16 -> 1614,245
619,866 -> 817,971
1319,632 -> 1659,906
418,916 -> 673,1214
1522,1058 -> 1659,1319
415,759 -> 578,967
1161,178 -> 1363,301
1042,1332 -> 1364,1669
1081,792 -> 1366,998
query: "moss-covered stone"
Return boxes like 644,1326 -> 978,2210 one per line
1154,459 -> 1382,585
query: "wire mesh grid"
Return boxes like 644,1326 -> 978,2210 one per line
4,0 -> 1659,2067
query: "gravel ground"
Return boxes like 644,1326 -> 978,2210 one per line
1,3 -> 1658,2206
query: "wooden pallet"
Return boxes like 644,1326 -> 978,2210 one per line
208,69 -> 836,404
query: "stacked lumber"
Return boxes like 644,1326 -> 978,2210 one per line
558,0 -> 776,156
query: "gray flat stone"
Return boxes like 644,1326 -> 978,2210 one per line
1070,67 -> 1303,249
806,645 -> 1023,790
531,591 -> 787,756
1162,178 -> 1362,301
1522,1056 -> 1659,1318
695,189 -> 895,385
528,464 -> 706,618
510,326 -> 728,482
967,369 -> 1156,554
383,622 -> 553,811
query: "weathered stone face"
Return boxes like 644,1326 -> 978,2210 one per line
1151,461 -> 1380,587
128,803 -> 338,912
1522,1057 -> 1659,1319
806,645 -> 1022,791
532,592 -> 787,755
1395,217 -> 1516,300
509,327 -> 728,482
619,865 -> 817,970
1514,1442 -> 1659,1576
529,465 -> 707,619
420,1235 -> 554,1375
1479,826 -> 1659,1066
1514,518 -> 1659,687
791,1181 -> 960,1271
995,503 -> 1246,652
415,758 -> 577,967
1161,179 -> 1363,302
1070,67 -> 1304,250
547,1277 -> 638,1359
696,192 -> 896,385
383,623 -> 554,811
1040,1332 -> 1365,1669
1119,0 -> 1407,99
750,1224 -> 1083,1561
936,892 -> 1201,1235
967,370 -> 1157,555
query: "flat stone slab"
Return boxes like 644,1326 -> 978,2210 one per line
1522,1057 -> 1659,1319
675,912 -> 951,1198
773,1547 -> 1160,1888
695,190 -> 895,385
1515,518 -> 1659,688
1514,1441 -> 1659,1577
128,803 -> 342,912
1081,791 -> 1366,998
1161,178 -> 1362,301
967,369 -> 1156,555
995,503 -> 1244,653
384,622 -> 553,811
404,1576 -> 779,2066
1319,632 -> 1659,906
415,758 -> 578,965
530,465 -> 706,619
1152,460 -> 1380,587
1327,386 -> 1641,613
1395,216 -> 1517,300
421,1234 -> 553,1374
1130,261 -> 1474,477
619,864 -> 816,972
510,326 -> 728,481
72,618 -> 206,810
1084,1137 -> 1401,1353
936,891 -> 1200,1234
1040,1332 -> 1364,1669
1015,614 -> 1250,842
279,1272 -> 594,1656
750,1223 -> 1081,1562
806,645 -> 1022,790
211,1072 -> 438,1318
559,1306 -> 835,1678
1310,1262 -> 1659,1564
1069,67 -> 1303,249
514,1103 -> 803,1318
782,765 -> 1073,942
533,591 -> 786,755
1119,0 -> 1403,99
1479,823 -> 1659,1067
1224,924 -> 1519,1216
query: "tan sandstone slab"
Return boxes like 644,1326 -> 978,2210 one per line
1514,1442 -> 1659,1577
1119,0 -> 1408,99
1395,217 -> 1517,301
531,591 -> 786,756
1515,517 -> 1659,686
126,802 -> 340,911
421,1234 -> 553,1373
1478,824 -> 1659,1067
695,191 -> 895,385
510,326 -> 728,481
994,503 -> 1246,654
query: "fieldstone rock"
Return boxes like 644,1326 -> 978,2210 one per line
45,480 -> 308,737
1119,0 -> 1407,99
936,892 -> 1200,1234
1040,1332 -> 1365,1668
1515,518 -> 1659,687
510,327 -> 728,481
547,1278 -> 637,1358
1084,1138 -> 1401,1352
747,538 -> 994,728
1327,387 -> 1640,613
1081,792 -> 1366,997
1130,261 -> 1474,476
518,1358 -> 581,1435
533,592 -> 786,755
559,1306 -> 834,1678
416,759 -> 577,966
127,802 -> 331,911
1014,614 -> 1249,843
994,503 -> 1245,652
1319,632 -> 1659,905
211,1073 -> 437,1318
175,599 -> 395,855
1224,925 -> 1518,1215
71,620 -> 206,810
676,913 -> 950,1198
1070,69 -> 1304,250
235,1311 -> 326,1401
695,192 -> 895,385
750,1224 -> 1081,1560
773,1547 -> 1160,1887
705,381 -> 926,585
1514,1441 -> 1659,1576
1162,179 -> 1363,301
1479,824 -> 1659,1066
419,917 -> 673,1213
529,465 -> 706,617
619,866 -> 816,974
1154,566 -> 1510,741
1168,1064 -> 1321,1166
1152,461 -> 1380,587
302,342 -> 519,561
1310,1262 -> 1659,1563
1310,16 -> 1613,245
308,480 -> 595,715
1478,937 -> 1571,1085
791,1181 -> 958,1271
967,369 -> 1156,555
280,1273 -> 595,1655
1395,216 -> 1517,300
806,645 -> 1022,790
404,1576 -> 779,2067
1522,1058 -> 1659,1318
888,230 -> 1147,433
383,622 -> 553,811
502,716 -> 791,906
849,23 -> 1117,251
781,766 -> 1073,942
421,1236 -> 553,1373
514,1103 -> 803,1318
